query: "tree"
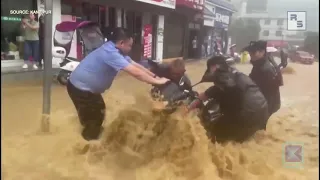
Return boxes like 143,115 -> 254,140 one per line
304,31 -> 319,58
229,18 -> 261,51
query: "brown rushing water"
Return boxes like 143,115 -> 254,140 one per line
2,61 -> 319,180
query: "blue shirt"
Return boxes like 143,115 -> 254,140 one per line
69,41 -> 131,93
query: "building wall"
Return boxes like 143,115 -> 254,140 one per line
239,1 -> 305,42
259,18 -> 287,41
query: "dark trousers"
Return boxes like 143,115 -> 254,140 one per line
24,40 -> 39,63
67,81 -> 106,141
203,107 -> 269,143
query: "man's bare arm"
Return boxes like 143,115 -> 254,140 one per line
123,64 -> 168,85
131,60 -> 156,77
24,22 -> 39,30
187,93 -> 208,111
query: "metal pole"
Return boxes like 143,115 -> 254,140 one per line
41,0 -> 53,132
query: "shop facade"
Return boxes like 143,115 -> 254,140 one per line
53,0 -> 176,63
203,5 -> 215,56
203,0 -> 235,55
1,0 -> 37,67
162,0 -> 204,60
1,0 -> 175,70
1,0 -> 63,68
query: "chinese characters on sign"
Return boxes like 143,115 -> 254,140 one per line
176,0 -> 204,10
135,0 -> 176,9
143,24 -> 153,58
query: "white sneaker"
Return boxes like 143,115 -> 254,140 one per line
33,64 -> 38,69
22,64 -> 28,69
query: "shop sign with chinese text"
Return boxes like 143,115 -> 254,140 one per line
176,0 -> 204,10
135,0 -> 176,9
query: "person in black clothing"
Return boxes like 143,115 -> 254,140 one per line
187,56 -> 269,143
245,40 -> 283,117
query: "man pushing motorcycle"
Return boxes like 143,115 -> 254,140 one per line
186,56 -> 269,143
67,28 -> 169,141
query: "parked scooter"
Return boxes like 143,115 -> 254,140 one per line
52,21 -> 105,85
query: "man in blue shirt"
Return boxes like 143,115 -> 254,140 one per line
67,28 -> 169,141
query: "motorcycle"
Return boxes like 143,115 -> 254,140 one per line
52,21 -> 105,85
148,59 -> 221,122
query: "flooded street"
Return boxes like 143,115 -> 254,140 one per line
2,61 -> 319,180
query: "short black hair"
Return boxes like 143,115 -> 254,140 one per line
244,40 -> 267,53
109,27 -> 133,43
207,56 -> 227,67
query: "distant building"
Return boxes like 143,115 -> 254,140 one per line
237,1 -> 305,46
246,0 -> 267,13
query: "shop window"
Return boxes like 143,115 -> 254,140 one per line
1,0 -> 37,61
277,19 -> 284,25
264,19 -> 271,25
211,7 -> 216,13
262,30 -> 269,36
276,31 -> 282,36
163,13 -> 185,58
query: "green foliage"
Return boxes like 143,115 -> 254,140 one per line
304,31 -> 319,58
229,18 -> 261,50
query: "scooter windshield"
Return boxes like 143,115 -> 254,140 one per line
79,25 -> 104,55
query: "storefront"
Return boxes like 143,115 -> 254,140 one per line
213,7 -> 232,53
1,0 -> 62,69
60,0 -> 174,62
162,0 -> 204,60
1,0 -> 38,67
206,0 -> 236,53
203,5 -> 215,56
1,0 -> 174,70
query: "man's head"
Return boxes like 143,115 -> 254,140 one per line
110,28 -> 133,55
29,12 -> 35,20
200,56 -> 230,84
169,59 -> 186,81
206,55 -> 228,74
244,40 -> 267,61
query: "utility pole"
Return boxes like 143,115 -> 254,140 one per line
41,0 -> 53,132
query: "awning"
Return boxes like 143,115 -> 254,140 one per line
206,0 -> 237,12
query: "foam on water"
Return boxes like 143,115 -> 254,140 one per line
4,96 -> 317,180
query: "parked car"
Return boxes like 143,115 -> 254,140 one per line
289,51 -> 315,64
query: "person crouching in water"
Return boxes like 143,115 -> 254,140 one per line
186,56 -> 269,143
150,59 -> 189,86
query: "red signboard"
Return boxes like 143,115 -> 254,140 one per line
143,24 -> 153,58
176,0 -> 204,10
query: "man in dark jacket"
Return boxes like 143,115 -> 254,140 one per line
187,56 -> 269,143
245,40 -> 283,117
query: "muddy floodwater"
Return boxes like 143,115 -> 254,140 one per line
2,61 -> 319,180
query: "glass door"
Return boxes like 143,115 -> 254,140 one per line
125,10 -> 142,61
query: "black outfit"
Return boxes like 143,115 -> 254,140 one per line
67,81 -> 105,141
203,68 -> 269,143
250,57 -> 282,117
